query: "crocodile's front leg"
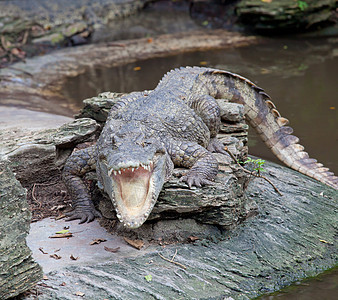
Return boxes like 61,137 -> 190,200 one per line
167,139 -> 218,188
188,94 -> 228,155
62,145 -> 101,223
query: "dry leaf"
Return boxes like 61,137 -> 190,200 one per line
199,61 -> 207,65
55,214 -> 66,220
147,38 -> 153,43
49,233 -> 73,238
319,239 -> 333,245
124,237 -> 144,250
104,246 -> 120,253
50,254 -> 62,260
133,66 -> 141,71
39,247 -> 48,254
70,254 -> 79,260
90,238 -> 107,245
55,229 -> 69,234
188,236 -> 200,242
75,291 -> 85,297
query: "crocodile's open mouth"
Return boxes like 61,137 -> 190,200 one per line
110,162 -> 155,228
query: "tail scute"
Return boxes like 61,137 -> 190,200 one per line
204,68 -> 338,189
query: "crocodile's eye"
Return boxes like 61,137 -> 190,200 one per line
112,136 -> 118,150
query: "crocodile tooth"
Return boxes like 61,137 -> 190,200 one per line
131,168 -> 134,172
118,170 -> 121,174
114,170 -> 117,176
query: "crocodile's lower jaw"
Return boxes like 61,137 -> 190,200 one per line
111,165 -> 155,228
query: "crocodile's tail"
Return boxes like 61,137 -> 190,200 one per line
203,69 -> 338,190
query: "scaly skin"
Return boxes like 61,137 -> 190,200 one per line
63,67 -> 337,229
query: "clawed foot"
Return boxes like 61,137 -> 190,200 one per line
181,172 -> 215,188
65,206 -> 102,224
207,138 -> 229,156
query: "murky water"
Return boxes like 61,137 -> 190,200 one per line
63,37 -> 338,174
257,267 -> 338,300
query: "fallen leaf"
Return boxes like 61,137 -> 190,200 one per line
50,254 -> 62,260
261,0 -> 272,3
51,205 -> 67,211
188,236 -> 200,242
144,274 -> 152,282
147,38 -> 153,43
75,291 -> 85,297
133,66 -> 141,71
39,247 -> 48,254
104,246 -> 120,253
199,61 -> 207,65
329,107 -> 335,110
260,68 -> 271,74
55,214 -> 66,220
123,237 -> 144,250
319,239 -> 333,245
70,254 -> 79,260
55,229 -> 69,234
49,233 -> 73,238
90,238 -> 107,245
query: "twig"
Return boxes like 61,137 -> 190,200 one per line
31,183 -> 42,207
0,35 -> 9,51
19,30 -> 29,46
6,66 -> 33,77
224,147 -> 283,196
170,249 -> 177,262
158,251 -> 187,269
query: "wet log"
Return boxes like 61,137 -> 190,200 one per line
236,0 -> 337,33
0,161 -> 42,299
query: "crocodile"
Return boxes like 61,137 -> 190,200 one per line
62,66 -> 338,229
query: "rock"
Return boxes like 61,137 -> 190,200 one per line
236,0 -> 338,33
0,160 -> 42,299
218,101 -> 245,123
26,160 -> 338,299
76,92 -> 124,122
0,0 -> 150,28
0,118 -> 99,185
113,219 -> 224,243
